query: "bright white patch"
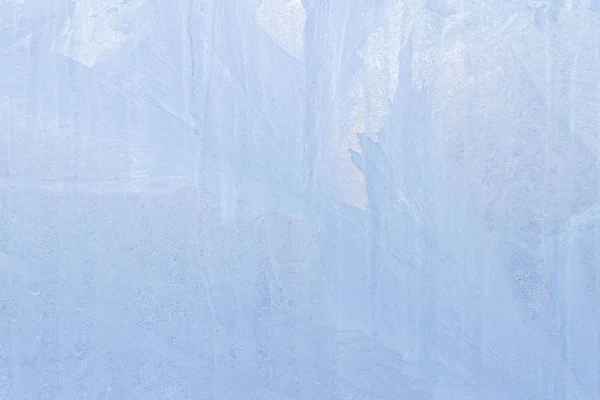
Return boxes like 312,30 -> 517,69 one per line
256,0 -> 306,60
412,51 -> 434,90
354,0 -> 409,136
54,0 -> 149,68
334,1 -> 410,209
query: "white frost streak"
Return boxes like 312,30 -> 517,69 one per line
54,0 -> 148,68
355,0 -> 407,130
256,0 -> 306,60
336,1 -> 409,209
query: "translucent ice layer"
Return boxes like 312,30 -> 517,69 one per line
1,1 -> 599,398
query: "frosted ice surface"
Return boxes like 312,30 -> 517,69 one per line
53,0 -> 152,68
256,0 -> 306,60
1,0 -> 600,399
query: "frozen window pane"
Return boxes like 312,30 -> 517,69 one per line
1,1 -> 599,398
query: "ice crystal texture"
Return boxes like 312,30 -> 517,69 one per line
1,1 -> 600,398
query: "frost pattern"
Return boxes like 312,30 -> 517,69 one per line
1,0 -> 600,399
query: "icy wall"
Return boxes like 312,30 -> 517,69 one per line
1,0 -> 600,398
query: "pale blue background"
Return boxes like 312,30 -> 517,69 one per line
1,0 -> 600,398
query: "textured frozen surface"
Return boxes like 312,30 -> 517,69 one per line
1,0 -> 600,399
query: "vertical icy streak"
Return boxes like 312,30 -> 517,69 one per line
300,0 -> 325,203
533,5 -> 600,397
540,12 -> 568,397
597,184 -> 600,399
